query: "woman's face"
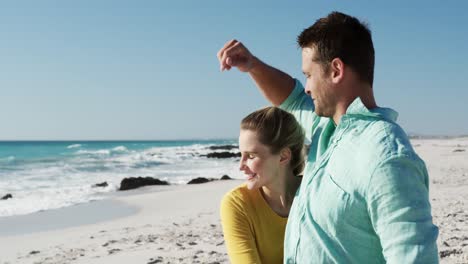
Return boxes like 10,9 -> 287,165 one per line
238,129 -> 281,190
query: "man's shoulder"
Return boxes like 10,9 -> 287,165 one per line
355,117 -> 415,157
338,117 -> 422,180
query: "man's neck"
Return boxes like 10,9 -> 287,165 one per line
332,84 -> 376,125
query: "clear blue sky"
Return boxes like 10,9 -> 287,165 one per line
0,1 -> 466,140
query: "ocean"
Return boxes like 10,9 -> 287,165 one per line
0,140 -> 240,217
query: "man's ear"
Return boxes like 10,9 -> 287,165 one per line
330,58 -> 345,84
279,148 -> 292,165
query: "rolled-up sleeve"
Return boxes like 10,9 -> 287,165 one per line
367,155 -> 439,263
279,79 -> 316,142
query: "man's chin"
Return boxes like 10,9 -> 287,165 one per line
314,109 -> 324,117
314,108 -> 331,118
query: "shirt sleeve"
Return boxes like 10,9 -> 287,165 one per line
279,79 -> 316,142
367,155 -> 439,263
220,192 -> 262,264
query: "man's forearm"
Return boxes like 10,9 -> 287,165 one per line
249,57 -> 295,106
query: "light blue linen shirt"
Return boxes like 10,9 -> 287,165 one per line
281,80 -> 439,263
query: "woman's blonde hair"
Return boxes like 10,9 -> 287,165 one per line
241,107 -> 305,176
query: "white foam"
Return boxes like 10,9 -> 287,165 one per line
0,156 -> 15,164
67,144 -> 82,149
0,178 -> 119,217
0,142 -> 242,217
112,146 -> 128,152
76,149 -> 111,155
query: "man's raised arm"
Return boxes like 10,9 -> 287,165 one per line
217,39 -> 295,106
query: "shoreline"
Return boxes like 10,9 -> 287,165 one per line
0,198 -> 138,237
0,179 -> 243,264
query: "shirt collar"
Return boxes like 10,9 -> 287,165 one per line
345,97 -> 398,122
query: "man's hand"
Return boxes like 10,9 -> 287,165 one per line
217,39 -> 295,106
217,40 -> 257,72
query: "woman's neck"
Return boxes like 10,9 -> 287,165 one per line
261,170 -> 301,217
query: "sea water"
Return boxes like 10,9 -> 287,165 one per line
0,140 -> 240,217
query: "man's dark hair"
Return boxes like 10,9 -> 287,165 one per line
297,12 -> 375,86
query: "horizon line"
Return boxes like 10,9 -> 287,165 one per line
0,138 -> 238,142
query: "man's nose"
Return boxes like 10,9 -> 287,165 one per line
305,84 -> 312,95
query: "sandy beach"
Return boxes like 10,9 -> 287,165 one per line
415,137 -> 468,263
1,137 -> 467,264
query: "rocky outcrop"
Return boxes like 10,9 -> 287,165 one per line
119,177 -> 169,191
187,175 -> 233,184
208,145 -> 238,151
92,182 -> 108,188
1,194 -> 12,200
203,152 -> 241,159
220,175 -> 232,180
187,177 -> 215,184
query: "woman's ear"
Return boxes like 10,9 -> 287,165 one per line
279,148 -> 292,165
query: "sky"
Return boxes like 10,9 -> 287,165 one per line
0,1 -> 467,140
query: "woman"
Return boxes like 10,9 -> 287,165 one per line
220,106 -> 305,264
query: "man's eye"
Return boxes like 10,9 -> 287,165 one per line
247,154 -> 255,159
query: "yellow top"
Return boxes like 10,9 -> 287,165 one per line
220,184 -> 288,264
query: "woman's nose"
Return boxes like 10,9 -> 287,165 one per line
239,157 -> 246,171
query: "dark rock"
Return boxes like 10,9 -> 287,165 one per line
208,145 -> 239,150
147,260 -> 163,264
119,177 -> 169,191
220,175 -> 232,180
187,177 -> 215,184
1,194 -> 12,200
29,250 -> 40,255
204,152 -> 241,159
92,182 -> 108,188
440,248 -> 462,258
108,248 -> 121,255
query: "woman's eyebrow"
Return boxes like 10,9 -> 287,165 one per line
242,151 -> 258,154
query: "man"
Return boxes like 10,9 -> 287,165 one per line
217,12 -> 439,263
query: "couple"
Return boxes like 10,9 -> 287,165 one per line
219,12 -> 439,263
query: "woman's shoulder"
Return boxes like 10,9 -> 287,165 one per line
221,184 -> 259,210
223,183 -> 251,201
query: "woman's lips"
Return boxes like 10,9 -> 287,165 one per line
246,173 -> 257,180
